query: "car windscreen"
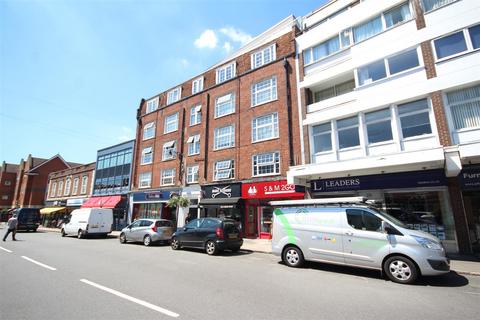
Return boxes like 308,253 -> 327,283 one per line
156,220 -> 172,227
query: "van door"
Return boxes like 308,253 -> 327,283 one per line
342,209 -> 390,269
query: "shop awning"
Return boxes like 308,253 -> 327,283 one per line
81,196 -> 122,209
40,207 -> 65,215
199,197 -> 241,207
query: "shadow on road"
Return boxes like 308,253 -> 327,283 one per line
173,247 -> 253,257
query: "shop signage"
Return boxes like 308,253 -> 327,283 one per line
242,180 -> 305,199
132,190 -> 179,202
202,183 -> 241,199
311,170 -> 447,193
459,166 -> 480,189
66,198 -> 86,207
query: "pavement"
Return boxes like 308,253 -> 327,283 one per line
3,224 -> 480,276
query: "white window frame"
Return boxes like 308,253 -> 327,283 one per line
143,122 -> 155,140
192,77 -> 204,94
167,87 -> 181,105
336,116 -> 360,150
214,125 -> 235,150
421,0 -> 457,13
187,165 -> 199,184
190,105 -> 202,126
4,180 -> 11,186
146,97 -> 159,114
311,123 -> 333,154
139,172 -> 152,188
80,176 -> 88,194
214,160 -> 235,181
72,178 -> 79,195
216,62 -> 236,84
432,24 -> 480,62
141,146 -> 154,165
251,76 -> 277,107
444,85 -> 480,132
164,113 -> 179,134
252,113 -> 279,143
215,93 -> 235,118
161,168 -> 176,186
162,140 -> 176,160
57,180 -> 63,196
64,178 -> 71,196
187,135 -> 201,156
1,195 -> 8,200
252,152 -> 280,177
251,44 -> 276,69
50,182 -> 57,198
364,108 -> 393,145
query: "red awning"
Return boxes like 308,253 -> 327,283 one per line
81,196 -> 122,209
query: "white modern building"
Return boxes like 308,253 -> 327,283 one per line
289,0 -> 480,253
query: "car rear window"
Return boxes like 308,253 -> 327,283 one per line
156,220 -> 172,227
223,221 -> 237,232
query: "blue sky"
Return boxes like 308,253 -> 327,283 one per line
0,0 -> 325,165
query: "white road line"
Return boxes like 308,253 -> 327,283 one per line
466,292 -> 480,295
0,246 -> 12,253
21,256 -> 57,271
80,279 -> 179,318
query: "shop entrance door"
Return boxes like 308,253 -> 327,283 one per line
463,191 -> 480,253
245,205 -> 257,238
259,207 -> 273,239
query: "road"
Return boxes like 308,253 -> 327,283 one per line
0,231 -> 479,320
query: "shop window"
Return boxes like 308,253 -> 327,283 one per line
398,99 -> 432,138
365,108 -> 393,144
337,116 -> 360,149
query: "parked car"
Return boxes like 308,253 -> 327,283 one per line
11,208 -> 41,232
61,208 -> 113,238
270,197 -> 450,284
171,218 -> 243,255
119,219 -> 173,246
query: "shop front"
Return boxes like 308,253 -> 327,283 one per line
459,165 -> 480,254
179,185 -> 201,228
81,195 -> 128,230
242,180 -> 305,239
311,169 -> 459,253
129,189 -> 180,226
40,203 -> 66,228
199,183 -> 243,233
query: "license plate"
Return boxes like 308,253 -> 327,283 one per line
228,233 -> 237,239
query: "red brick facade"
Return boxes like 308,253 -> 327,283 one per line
0,162 -> 18,210
45,163 -> 96,202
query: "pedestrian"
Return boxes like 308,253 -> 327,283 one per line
3,214 -> 18,241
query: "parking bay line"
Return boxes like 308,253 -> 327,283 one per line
21,256 -> 57,271
80,279 -> 179,318
0,246 -> 13,253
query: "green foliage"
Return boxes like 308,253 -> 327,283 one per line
167,195 -> 190,208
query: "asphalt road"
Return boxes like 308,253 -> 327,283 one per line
1,231 -> 479,320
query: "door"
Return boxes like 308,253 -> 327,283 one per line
245,205 -> 257,238
259,207 -> 273,239
343,209 -> 390,269
126,220 -> 142,241
181,219 -> 203,246
196,218 -> 220,247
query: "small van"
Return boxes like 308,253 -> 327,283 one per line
61,208 -> 113,239
11,208 -> 41,232
270,197 -> 450,284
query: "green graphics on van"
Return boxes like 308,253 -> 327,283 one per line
273,208 -> 296,245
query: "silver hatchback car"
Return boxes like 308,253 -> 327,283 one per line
119,219 -> 174,246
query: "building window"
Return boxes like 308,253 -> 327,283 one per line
162,141 -> 176,160
143,122 -> 155,140
398,99 -> 432,138
251,44 -> 276,69
81,176 -> 88,194
190,105 -> 202,126
161,169 -> 175,186
187,135 -> 200,155
337,116 -> 360,149
365,108 -> 393,144
141,147 -> 154,164
253,152 -> 280,176
167,87 -> 181,105
215,93 -> 235,118
192,77 -> 204,94
57,181 -> 64,196
72,178 -> 79,195
357,48 -> 420,86
434,31 -> 467,60
214,125 -> 235,150
64,178 -> 72,196
314,79 -> 355,102
146,97 -> 159,114
251,76 -> 277,106
4,180 -> 11,186
164,113 -> 178,133
303,30 -> 351,65
214,160 -> 234,180
252,113 -> 279,143
422,0 -> 457,13
312,123 -> 332,153
216,62 -> 236,84
50,182 -> 57,197
1,195 -> 8,200
446,84 -> 480,130
187,166 -> 199,184
469,25 -> 480,49
139,172 -> 151,188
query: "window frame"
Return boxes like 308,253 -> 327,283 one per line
311,123 -> 333,154
164,113 -> 179,134
139,172 -> 152,189
166,87 -> 181,105
80,176 -> 88,194
251,76 -> 277,107
365,108 -> 394,145
143,122 -> 155,140
214,125 -> 235,150
252,151 -> 280,177
213,160 -> 235,181
141,146 -> 154,165
50,182 -> 57,198
187,135 -> 201,156
214,93 -> 235,118
192,77 -> 204,94
216,62 -> 236,84
190,105 -> 202,126
57,180 -> 64,196
187,165 -> 199,184
336,116 -> 360,150
162,140 -> 177,161
432,24 -> 480,62
161,168 -> 176,186
251,44 -> 276,69
146,97 -> 159,114
421,0 -> 458,13
64,178 -> 72,196
72,178 -> 79,195
252,113 -> 279,143
397,98 -> 433,139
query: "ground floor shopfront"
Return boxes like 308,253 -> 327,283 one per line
81,195 -> 128,230
459,165 -> 480,253
129,189 -> 180,226
41,198 -> 88,228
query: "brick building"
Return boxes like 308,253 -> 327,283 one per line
0,162 -> 19,218
130,16 -> 305,237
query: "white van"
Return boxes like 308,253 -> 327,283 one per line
270,197 -> 450,284
61,208 -> 113,239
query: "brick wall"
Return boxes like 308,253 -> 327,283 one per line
46,164 -> 96,201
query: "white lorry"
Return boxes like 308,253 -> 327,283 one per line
61,208 -> 113,239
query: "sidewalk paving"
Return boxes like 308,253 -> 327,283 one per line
3,225 -> 479,276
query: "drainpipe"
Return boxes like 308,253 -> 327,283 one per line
283,57 -> 295,166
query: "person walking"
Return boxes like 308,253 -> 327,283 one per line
3,214 -> 18,241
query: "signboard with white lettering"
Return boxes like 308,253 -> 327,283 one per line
242,180 -> 305,199
459,166 -> 480,189
202,183 -> 241,199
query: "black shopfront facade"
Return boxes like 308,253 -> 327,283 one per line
459,165 -> 480,253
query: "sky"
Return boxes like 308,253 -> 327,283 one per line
0,0 -> 326,165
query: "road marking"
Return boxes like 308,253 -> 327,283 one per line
21,256 -> 57,271
466,292 -> 480,295
0,246 -> 12,253
80,279 -> 179,318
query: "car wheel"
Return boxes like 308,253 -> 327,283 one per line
171,237 -> 180,250
61,229 -> 66,237
205,240 -> 218,255
33,228 -> 38,232
384,256 -> 418,284
282,246 -> 305,268
77,230 -> 83,239
119,233 -> 127,244
143,235 -> 152,246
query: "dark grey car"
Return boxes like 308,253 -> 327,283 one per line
119,219 -> 174,246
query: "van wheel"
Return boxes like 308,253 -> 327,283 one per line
77,230 -> 83,239
384,256 -> 418,284
283,246 -> 305,268
61,229 -> 66,237
119,233 -> 126,244
171,237 -> 180,250
205,240 -> 218,255
143,235 -> 152,246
